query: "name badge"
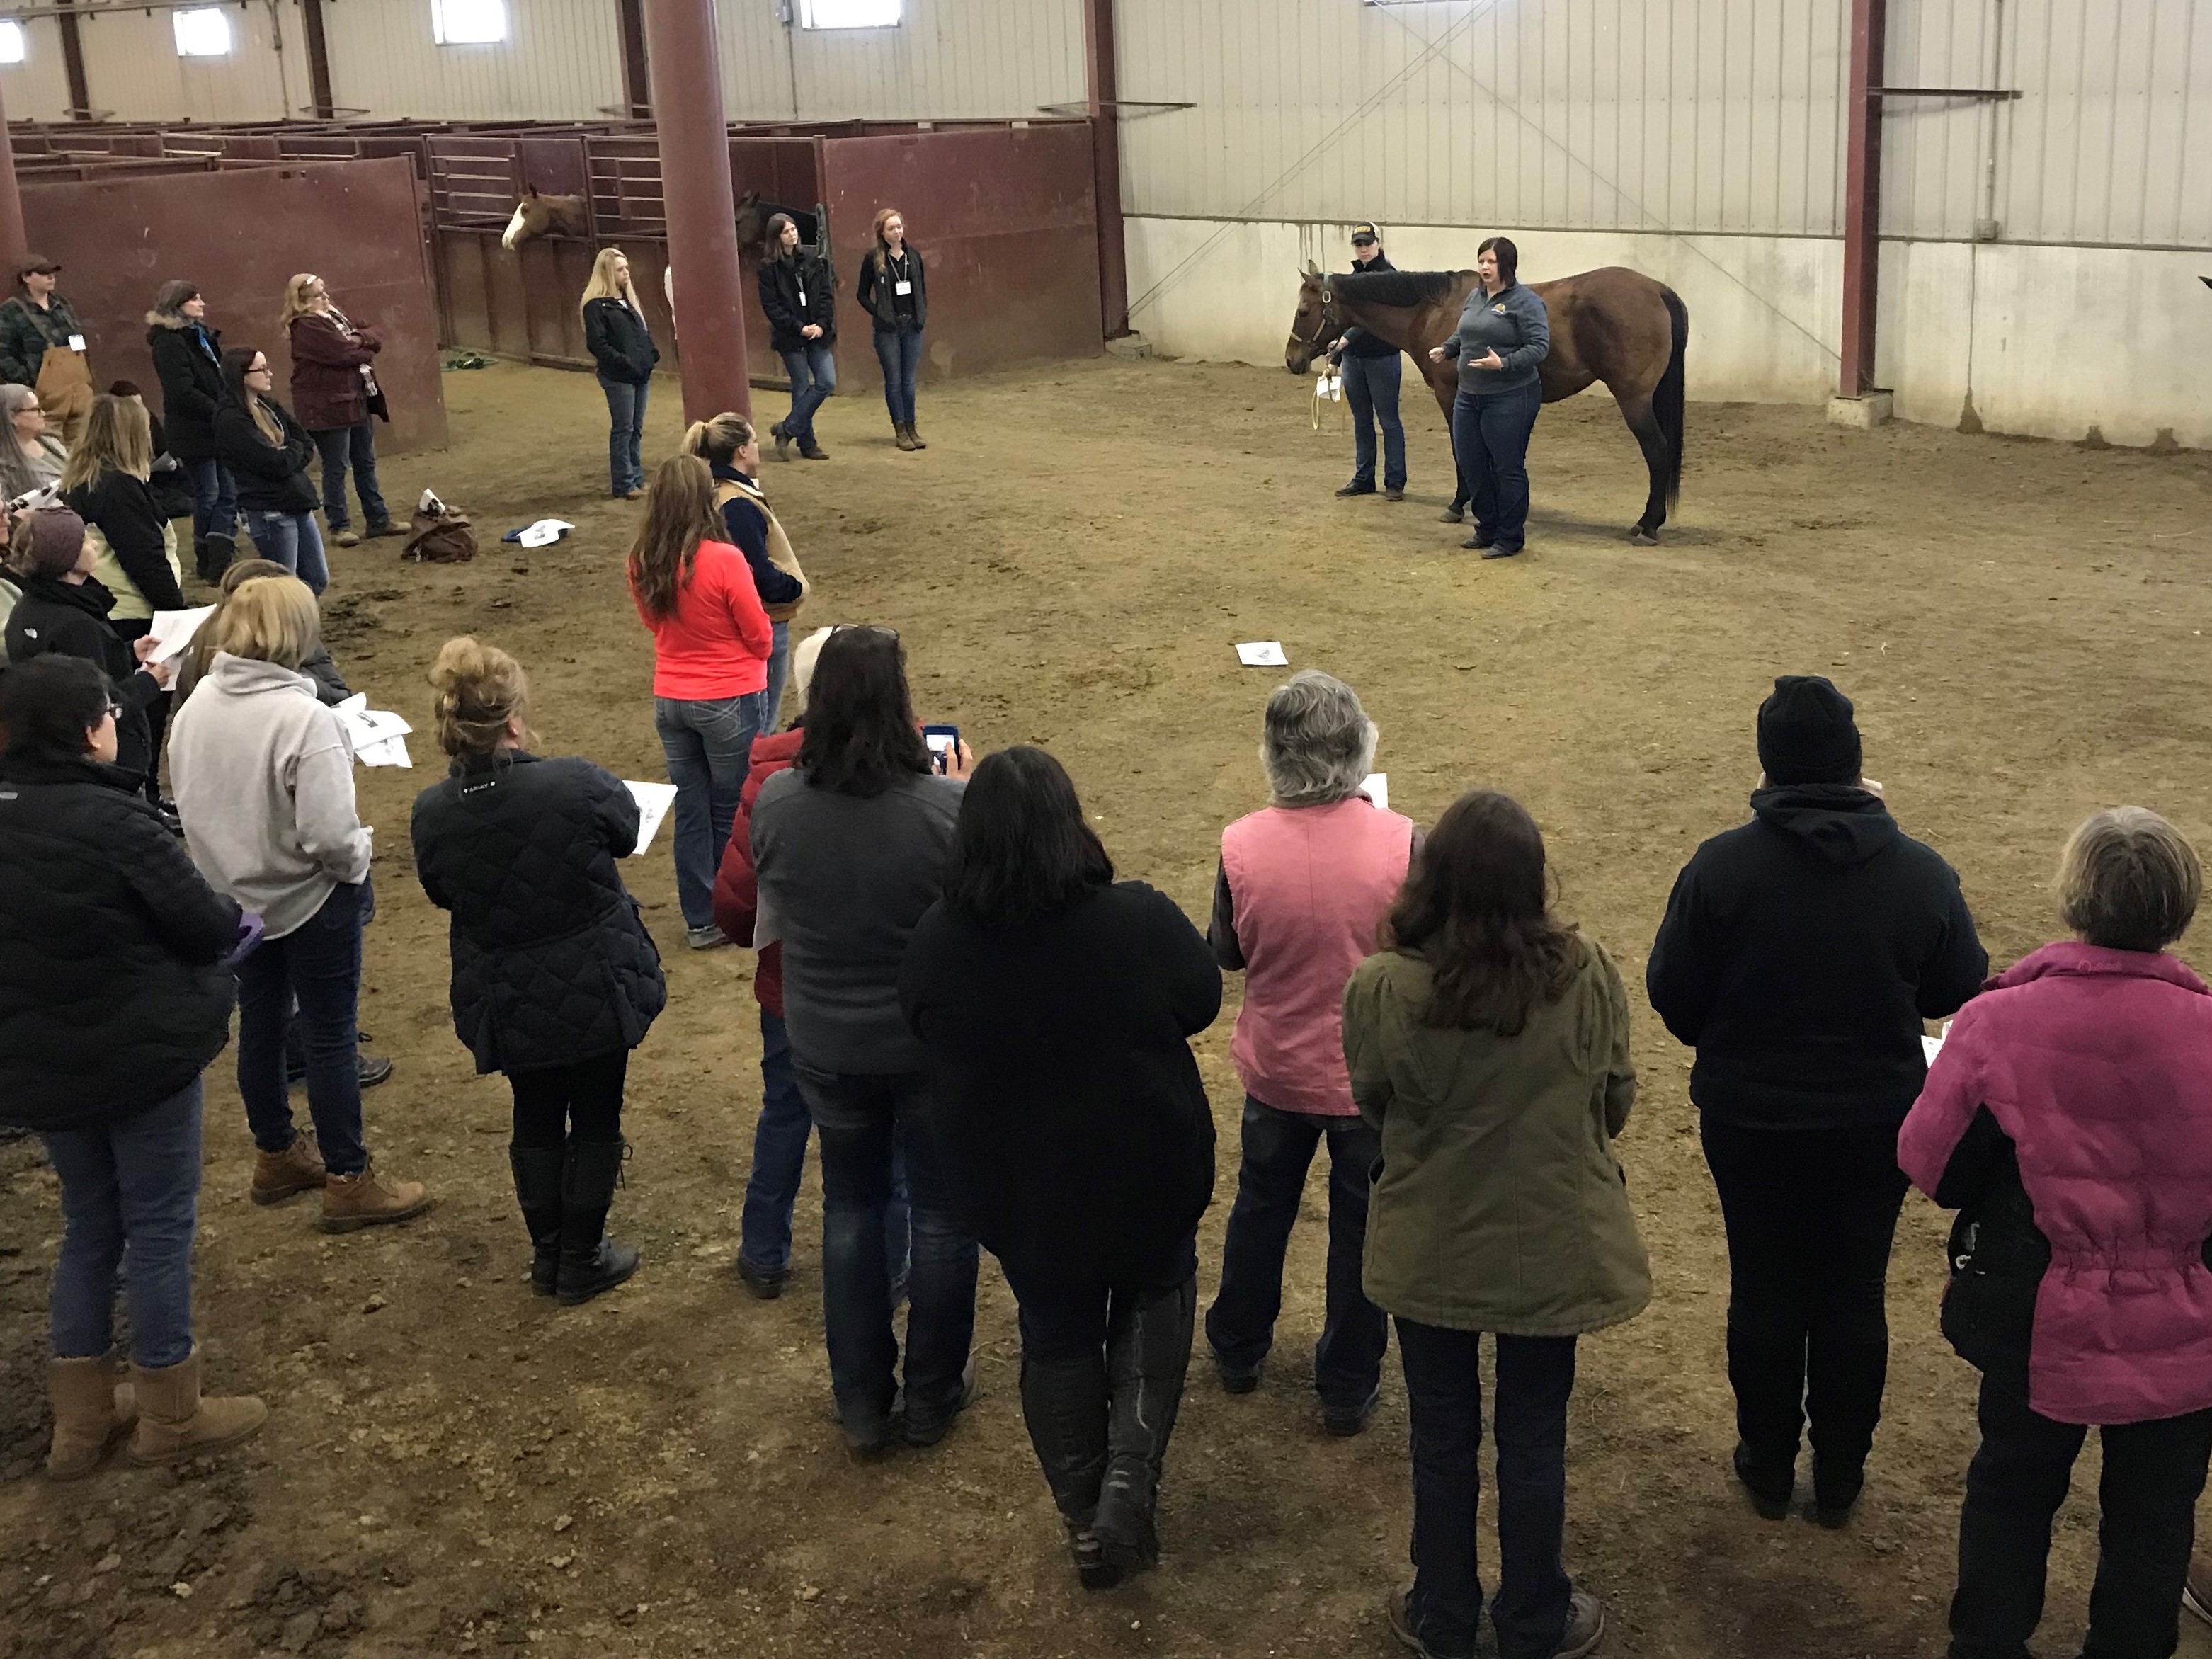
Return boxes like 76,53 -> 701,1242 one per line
797,287 -> 806,307
894,280 -> 913,297
67,333 -> 86,352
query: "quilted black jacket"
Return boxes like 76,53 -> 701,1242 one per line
0,753 -> 243,1132
410,751 -> 666,1075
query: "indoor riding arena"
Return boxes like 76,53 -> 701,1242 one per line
2,5 -> 2210,1659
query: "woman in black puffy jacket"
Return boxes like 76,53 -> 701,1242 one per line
757,213 -> 837,462
409,637 -> 666,1308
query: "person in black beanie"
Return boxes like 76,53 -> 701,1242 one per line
1646,674 -> 1988,1527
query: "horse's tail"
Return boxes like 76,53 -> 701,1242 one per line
1655,287 -> 1689,507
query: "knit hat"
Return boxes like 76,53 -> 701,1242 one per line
1757,675 -> 1862,785
18,506 -> 86,578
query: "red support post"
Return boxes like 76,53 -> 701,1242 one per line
1083,0 -> 1129,339
0,76 -> 28,283
1839,0 -> 1887,399
643,0 -> 748,421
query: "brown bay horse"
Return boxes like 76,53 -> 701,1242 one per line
501,187 -> 797,251
1287,263 -> 1689,545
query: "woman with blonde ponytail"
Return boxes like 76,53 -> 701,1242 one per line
680,411 -> 809,726
409,637 -> 666,1306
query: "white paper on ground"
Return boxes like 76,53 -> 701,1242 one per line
355,736 -> 413,769
623,780 -> 680,855
1361,773 -> 1389,812
144,605 -> 217,665
1236,641 -> 1289,667
515,518 -> 574,548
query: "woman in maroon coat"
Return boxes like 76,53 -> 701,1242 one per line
281,275 -> 396,549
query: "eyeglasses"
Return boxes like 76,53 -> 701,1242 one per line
104,700 -> 122,720
246,364 -> 271,376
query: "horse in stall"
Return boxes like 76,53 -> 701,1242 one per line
1286,263 -> 1689,545
501,186 -> 802,252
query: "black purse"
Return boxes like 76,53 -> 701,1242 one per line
1939,1146 -> 2046,1393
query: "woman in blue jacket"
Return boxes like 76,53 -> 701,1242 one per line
1428,236 -> 1549,559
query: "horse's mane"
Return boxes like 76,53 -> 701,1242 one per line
1332,268 -> 1462,308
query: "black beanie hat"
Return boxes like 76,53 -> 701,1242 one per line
1757,675 -> 1862,786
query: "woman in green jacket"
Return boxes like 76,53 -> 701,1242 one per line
1343,790 -> 1649,1659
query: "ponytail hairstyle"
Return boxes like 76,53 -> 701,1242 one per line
626,453 -> 722,623
680,411 -> 753,469
429,635 -> 531,759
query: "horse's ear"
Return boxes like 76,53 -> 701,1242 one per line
524,185 -> 539,200
1302,258 -> 1321,278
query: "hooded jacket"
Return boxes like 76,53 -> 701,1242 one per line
411,751 -> 666,1075
0,751 -> 243,1134
1646,785 -> 1988,1129
169,651 -> 372,938
3,573 -> 162,782
1900,942 -> 2212,1425
146,312 -> 226,462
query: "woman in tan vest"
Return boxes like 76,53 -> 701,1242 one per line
680,412 -> 810,727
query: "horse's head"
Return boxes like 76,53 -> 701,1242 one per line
1285,259 -> 1341,374
502,186 -> 586,250
734,190 -> 765,248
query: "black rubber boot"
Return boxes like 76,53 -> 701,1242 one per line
1091,1277 -> 1195,1578
508,1144 -> 564,1296
203,532 -> 236,584
554,1140 -> 639,1306
1020,1350 -> 1118,1589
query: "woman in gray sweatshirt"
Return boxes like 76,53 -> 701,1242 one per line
168,574 -> 431,1235
1429,236 -> 1550,559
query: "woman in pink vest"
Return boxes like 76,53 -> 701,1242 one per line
1204,669 -> 1416,1435
1900,806 -> 2212,1659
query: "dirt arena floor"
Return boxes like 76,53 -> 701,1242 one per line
6,351 -> 2212,1659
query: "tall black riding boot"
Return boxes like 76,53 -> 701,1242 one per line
555,1140 -> 639,1306
508,1144 -> 564,1296
1020,1350 -> 1118,1589
1091,1276 -> 1196,1577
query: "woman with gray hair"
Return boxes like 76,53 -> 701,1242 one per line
0,382 -> 69,503
1204,668 -> 1418,1435
1902,806 -> 2212,1659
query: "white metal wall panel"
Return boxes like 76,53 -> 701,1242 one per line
1114,0 -> 1852,237
714,0 -> 1084,122
69,4 -> 297,122
327,0 -> 622,120
0,19 -> 79,122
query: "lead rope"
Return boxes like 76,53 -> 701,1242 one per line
1311,363 -> 1345,433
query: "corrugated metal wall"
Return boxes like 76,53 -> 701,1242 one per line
67,2 -> 298,122
0,18 -> 79,121
714,0 -> 1083,121
328,0 -> 621,120
1114,0 -> 2211,251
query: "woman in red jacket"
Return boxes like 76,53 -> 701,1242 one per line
281,275 -> 397,549
628,453 -> 773,951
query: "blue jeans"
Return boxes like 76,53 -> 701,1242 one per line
797,1064 -> 976,1428
1204,1095 -> 1389,1408
236,879 -> 369,1177
1342,352 -> 1407,490
242,509 -> 329,595
40,1080 -> 202,1369
1398,1321 -> 1579,1659
309,421 -> 390,532
872,328 -> 923,426
184,456 -> 239,543
740,1007 -> 911,1281
654,691 -> 765,930
1452,383 -> 1543,554
600,373 -> 649,494
778,343 -> 837,446
763,621 -> 791,734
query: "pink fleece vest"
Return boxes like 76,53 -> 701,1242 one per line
1900,942 -> 2212,1425
1222,797 -> 1415,1117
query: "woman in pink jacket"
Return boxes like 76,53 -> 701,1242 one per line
1900,806 -> 2212,1659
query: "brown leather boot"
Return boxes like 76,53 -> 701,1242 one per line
319,1161 -> 433,1234
894,423 -> 918,452
906,423 -> 928,450
47,1357 -> 137,1480
127,1349 -> 266,1466
251,1133 -> 327,1206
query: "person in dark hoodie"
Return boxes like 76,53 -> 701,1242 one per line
1330,222 -> 1408,501
1646,675 -> 1987,1527
144,281 -> 238,582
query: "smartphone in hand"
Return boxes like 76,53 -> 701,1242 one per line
923,724 -> 961,775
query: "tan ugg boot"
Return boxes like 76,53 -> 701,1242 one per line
894,422 -> 918,452
319,1161 -> 432,1234
46,1357 -> 137,1480
127,1349 -> 266,1466
251,1134 -> 327,1206
906,423 -> 928,450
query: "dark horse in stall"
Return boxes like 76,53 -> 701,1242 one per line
1287,263 -> 1689,545
501,186 -> 809,252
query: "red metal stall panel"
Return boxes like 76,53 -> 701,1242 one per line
23,157 -> 450,455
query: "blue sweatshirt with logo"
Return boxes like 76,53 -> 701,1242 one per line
1444,281 -> 1551,396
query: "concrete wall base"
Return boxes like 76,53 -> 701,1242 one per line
1827,392 -> 1895,428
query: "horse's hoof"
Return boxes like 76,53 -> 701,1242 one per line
1629,528 -> 1660,547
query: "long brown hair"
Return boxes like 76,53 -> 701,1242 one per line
870,206 -> 911,274
627,454 -> 722,623
1384,790 -> 1580,1035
